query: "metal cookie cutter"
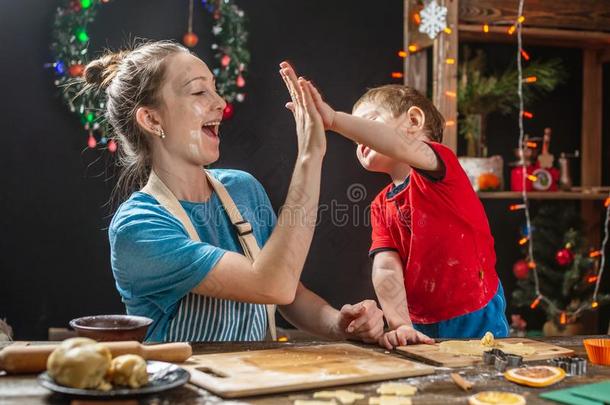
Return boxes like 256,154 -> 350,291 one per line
550,357 -> 587,376
483,349 -> 523,371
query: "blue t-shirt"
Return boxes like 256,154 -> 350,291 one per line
108,169 -> 277,342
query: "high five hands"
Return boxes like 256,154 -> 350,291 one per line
279,61 -> 326,157
279,62 -> 336,131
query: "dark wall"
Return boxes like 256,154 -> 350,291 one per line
0,0 -> 401,339
1,1 -> 608,339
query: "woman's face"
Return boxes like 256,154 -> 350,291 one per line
156,52 -> 226,166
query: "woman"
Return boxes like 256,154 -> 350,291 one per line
83,40 -> 383,342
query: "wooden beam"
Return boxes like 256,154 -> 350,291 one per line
581,48 -> 603,247
601,49 -> 610,63
581,49 -> 603,189
459,0 -> 610,33
404,0 -> 434,51
433,0 -> 458,152
459,24 -> 610,48
404,0 -> 428,94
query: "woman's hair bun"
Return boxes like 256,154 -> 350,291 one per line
84,51 -> 128,89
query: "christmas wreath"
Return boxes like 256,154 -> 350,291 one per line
49,0 -> 249,151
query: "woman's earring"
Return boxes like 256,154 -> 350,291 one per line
158,128 -> 166,139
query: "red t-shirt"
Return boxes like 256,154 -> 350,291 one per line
370,142 -> 499,324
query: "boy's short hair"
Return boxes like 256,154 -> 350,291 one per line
353,84 -> 445,143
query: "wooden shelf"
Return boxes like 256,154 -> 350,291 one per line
458,24 -> 610,48
478,191 -> 609,200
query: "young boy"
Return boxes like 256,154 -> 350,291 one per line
279,63 -> 509,349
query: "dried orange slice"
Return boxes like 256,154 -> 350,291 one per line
504,366 -> 565,387
468,391 -> 526,405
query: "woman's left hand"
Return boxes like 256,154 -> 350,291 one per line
338,300 -> 385,343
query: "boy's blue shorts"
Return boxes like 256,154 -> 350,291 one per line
413,282 -> 510,339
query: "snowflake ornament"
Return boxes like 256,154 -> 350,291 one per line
419,0 -> 448,39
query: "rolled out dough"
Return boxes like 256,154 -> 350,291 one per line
439,332 -> 536,357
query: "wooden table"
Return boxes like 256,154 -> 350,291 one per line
1,336 -> 609,404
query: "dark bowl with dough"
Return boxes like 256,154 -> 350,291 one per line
69,315 -> 153,342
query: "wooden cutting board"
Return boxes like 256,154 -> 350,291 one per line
182,343 -> 434,398
397,338 -> 574,367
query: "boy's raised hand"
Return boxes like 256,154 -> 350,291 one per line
378,325 -> 434,350
279,62 -> 336,130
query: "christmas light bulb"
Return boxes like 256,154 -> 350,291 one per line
236,75 -> 246,87
483,24 -> 489,33
521,50 -> 531,61
87,133 -> 96,149
75,28 -> 89,43
530,296 -> 541,309
108,139 -> 117,153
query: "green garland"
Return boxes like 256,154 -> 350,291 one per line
49,0 -> 249,150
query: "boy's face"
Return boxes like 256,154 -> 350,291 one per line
353,101 -> 413,173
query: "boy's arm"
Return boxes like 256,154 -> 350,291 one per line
331,111 -> 440,172
279,63 -> 439,172
279,282 -> 384,343
373,251 -> 434,348
373,251 -> 412,328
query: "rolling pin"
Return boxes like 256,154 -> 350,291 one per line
0,341 -> 192,374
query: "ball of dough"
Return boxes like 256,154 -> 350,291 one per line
108,354 -> 148,388
47,337 -> 112,389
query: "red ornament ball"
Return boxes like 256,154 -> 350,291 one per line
556,248 -> 574,266
68,64 -> 85,77
182,32 -> 199,48
513,259 -> 530,279
69,0 -> 82,12
222,103 -> 234,120
221,54 -> 231,67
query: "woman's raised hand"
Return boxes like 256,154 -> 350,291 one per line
280,62 -> 326,157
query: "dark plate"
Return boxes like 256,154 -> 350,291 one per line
38,361 -> 190,398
